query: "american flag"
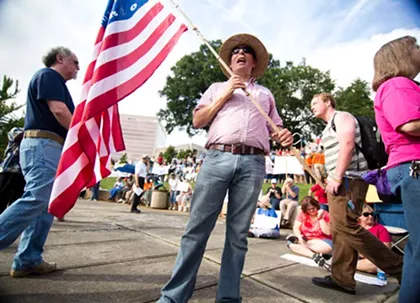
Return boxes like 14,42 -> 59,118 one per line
49,0 -> 187,218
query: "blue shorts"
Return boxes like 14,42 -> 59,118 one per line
322,239 -> 333,248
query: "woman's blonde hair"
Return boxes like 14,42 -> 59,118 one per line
372,36 -> 418,91
362,203 -> 373,213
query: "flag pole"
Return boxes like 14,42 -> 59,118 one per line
168,0 -> 322,186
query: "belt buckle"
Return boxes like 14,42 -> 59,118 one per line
231,144 -> 240,155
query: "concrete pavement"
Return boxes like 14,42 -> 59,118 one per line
0,199 -> 400,303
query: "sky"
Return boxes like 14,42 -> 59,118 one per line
1,0 -> 420,147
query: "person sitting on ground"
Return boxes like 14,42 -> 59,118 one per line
248,196 -> 280,239
287,196 -> 333,269
279,177 -> 300,227
108,177 -> 124,201
264,178 -> 282,210
117,175 -> 134,203
357,204 -> 392,273
177,181 -> 192,212
308,177 -> 328,211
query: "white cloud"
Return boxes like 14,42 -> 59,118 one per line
1,0 -> 419,149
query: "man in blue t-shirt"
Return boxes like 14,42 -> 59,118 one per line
0,46 -> 78,278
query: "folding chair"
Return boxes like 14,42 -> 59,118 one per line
384,226 -> 409,255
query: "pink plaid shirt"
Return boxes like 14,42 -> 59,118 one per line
194,79 -> 283,152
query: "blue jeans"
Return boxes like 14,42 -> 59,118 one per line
90,182 -> 100,200
158,150 -> 265,303
0,138 -> 62,270
387,163 -> 420,303
170,190 -> 179,204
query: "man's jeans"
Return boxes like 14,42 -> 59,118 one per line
158,150 -> 265,303
0,138 -> 62,270
387,163 -> 420,303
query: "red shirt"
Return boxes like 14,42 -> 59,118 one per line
296,211 -> 332,240
367,223 -> 392,243
310,184 -> 328,204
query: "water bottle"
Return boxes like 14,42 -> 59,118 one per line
377,268 -> 387,286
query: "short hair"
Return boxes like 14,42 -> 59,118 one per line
313,92 -> 336,109
372,36 -> 418,91
362,203 -> 374,213
300,196 -> 320,213
285,177 -> 294,184
42,46 -> 73,68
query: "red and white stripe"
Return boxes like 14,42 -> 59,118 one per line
49,0 -> 187,218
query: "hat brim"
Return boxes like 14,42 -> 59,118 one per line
219,33 -> 269,79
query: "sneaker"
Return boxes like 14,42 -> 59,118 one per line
130,209 -> 141,214
312,275 -> 355,295
183,207 -> 188,212
178,206 -> 183,212
10,260 -> 57,278
312,253 -> 331,271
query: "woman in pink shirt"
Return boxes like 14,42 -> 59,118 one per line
287,196 -> 332,269
373,35 -> 420,302
357,204 -> 391,273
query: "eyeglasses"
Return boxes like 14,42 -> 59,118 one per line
231,46 -> 255,56
362,212 -> 374,217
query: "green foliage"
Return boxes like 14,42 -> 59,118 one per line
158,41 -> 374,139
177,149 -> 193,160
258,59 -> 335,138
334,78 -> 374,118
163,145 -> 177,163
118,153 -> 128,164
157,40 -> 225,135
0,76 -> 24,157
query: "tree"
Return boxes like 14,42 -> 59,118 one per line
163,145 -> 177,163
118,153 -> 128,164
334,78 -> 374,118
157,40 -> 225,135
258,58 -> 335,138
158,41 -> 374,139
177,149 -> 193,160
0,76 -> 24,157
158,41 -> 335,138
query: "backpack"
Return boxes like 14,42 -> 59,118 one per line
332,114 -> 388,170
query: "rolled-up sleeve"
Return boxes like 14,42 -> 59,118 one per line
193,83 -> 215,115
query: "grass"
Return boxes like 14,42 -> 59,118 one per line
100,177 -> 116,190
101,176 -> 313,201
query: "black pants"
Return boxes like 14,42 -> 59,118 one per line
0,172 -> 26,214
131,177 -> 145,211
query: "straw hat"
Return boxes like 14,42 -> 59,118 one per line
219,33 -> 269,78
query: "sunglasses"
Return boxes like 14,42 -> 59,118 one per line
231,46 -> 255,56
362,212 -> 374,217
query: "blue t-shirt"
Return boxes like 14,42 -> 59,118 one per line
286,185 -> 299,201
25,68 -> 74,139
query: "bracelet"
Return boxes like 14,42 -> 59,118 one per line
329,173 -> 342,184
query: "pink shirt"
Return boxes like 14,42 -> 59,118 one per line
374,77 -> 420,168
366,223 -> 392,243
296,211 -> 332,240
194,80 -> 283,152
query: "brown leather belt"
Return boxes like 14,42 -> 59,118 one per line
24,130 -> 64,145
209,144 -> 264,155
